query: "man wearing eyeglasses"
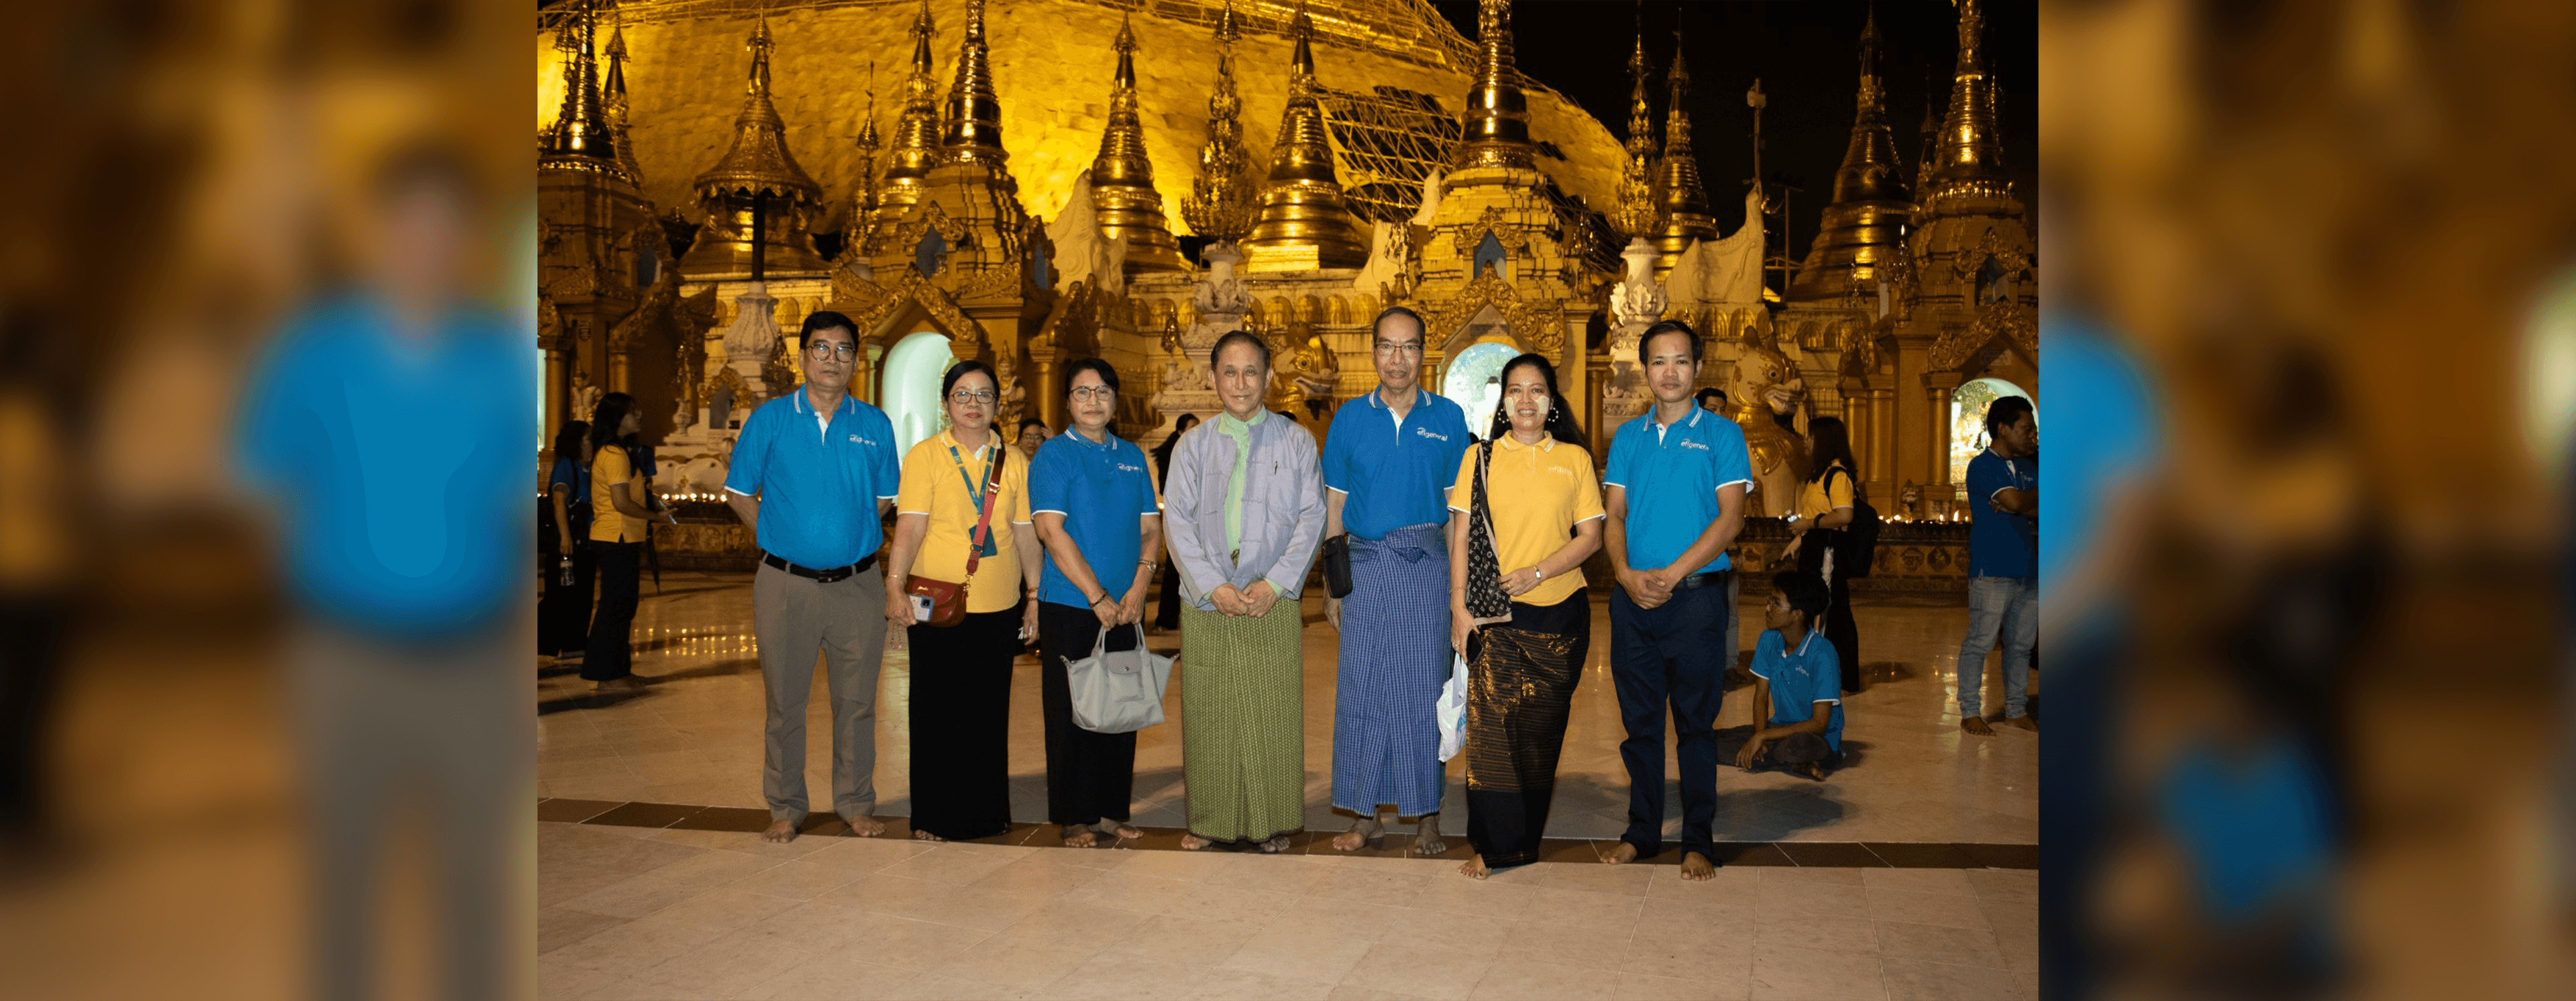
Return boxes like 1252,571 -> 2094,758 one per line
723,311 -> 902,843
1320,305 -> 1474,855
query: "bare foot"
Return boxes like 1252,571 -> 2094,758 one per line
1062,825 -> 1099,848
1413,813 -> 1446,856
844,815 -> 885,837
2001,715 -> 2039,732
1097,822 -> 1142,842
1679,851 -> 1717,881
1332,815 -> 1385,851
1961,716 -> 1995,736
1179,833 -> 1212,851
912,829 -> 945,842
760,819 -> 797,843
1599,841 -> 1639,865
1458,855 -> 1490,880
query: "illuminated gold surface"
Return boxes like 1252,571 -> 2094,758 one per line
1089,15 -> 1186,273
1787,8 -> 1911,303
1923,0 -> 2010,206
1609,28 -> 1659,240
1181,1 -> 1256,247
1240,5 -> 1369,272
541,2 -> 623,176
602,17 -> 644,182
936,0 -> 1007,166
678,17 -> 829,279
871,0 -> 942,254
1650,34 -> 1715,267
1446,0 -> 1534,172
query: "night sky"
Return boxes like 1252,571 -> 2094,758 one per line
1432,1 -> 2037,266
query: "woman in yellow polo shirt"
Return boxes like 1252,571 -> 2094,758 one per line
882,360 -> 1040,841
1779,416 -> 1862,693
1445,354 -> 1604,879
585,392 -> 676,691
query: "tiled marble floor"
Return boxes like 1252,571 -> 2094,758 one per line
538,819 -> 2039,1000
537,573 -> 2038,847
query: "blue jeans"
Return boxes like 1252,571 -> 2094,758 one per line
1957,576 -> 2037,718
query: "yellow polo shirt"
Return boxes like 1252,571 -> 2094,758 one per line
896,429 -> 1033,613
589,444 -> 650,543
1448,432 -> 1605,609
1796,460 -> 1856,521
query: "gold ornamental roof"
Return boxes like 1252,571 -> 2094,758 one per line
1448,0 -> 1536,172
1651,34 -> 1717,258
937,0 -> 1008,165
1609,26 -> 1660,240
1242,4 -> 1369,271
1924,0 -> 2011,203
690,17 -> 823,206
1787,7 -> 1911,303
1091,15 -> 1186,272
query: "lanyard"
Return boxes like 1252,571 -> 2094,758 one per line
949,442 -> 999,558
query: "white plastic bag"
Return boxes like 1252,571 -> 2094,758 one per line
1436,650 -> 1468,761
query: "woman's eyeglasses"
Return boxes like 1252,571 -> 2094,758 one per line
1069,385 -> 1115,401
948,389 -> 998,405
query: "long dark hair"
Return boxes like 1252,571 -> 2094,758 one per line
1485,353 -> 1587,446
588,392 -> 637,456
552,420 -> 590,467
1805,415 -> 1860,486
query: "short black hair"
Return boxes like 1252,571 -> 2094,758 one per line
1639,319 -> 1702,366
1372,305 -> 1427,344
1210,329 -> 1271,370
1695,387 -> 1726,406
941,358 -> 998,399
1773,572 -> 1828,626
1064,357 -> 1121,398
1985,395 -> 2035,436
800,310 -> 859,344
1018,417 -> 1047,435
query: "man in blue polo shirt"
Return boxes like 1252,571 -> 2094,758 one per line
1737,572 -> 1846,782
1320,305 -> 1473,855
1957,394 -> 2037,735
723,311 -> 902,843
1600,319 -> 1754,880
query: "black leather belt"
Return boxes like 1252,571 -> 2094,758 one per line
1670,570 -> 1733,592
763,551 -> 876,583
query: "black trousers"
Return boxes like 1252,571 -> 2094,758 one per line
907,604 -> 1020,841
0,596 -> 64,839
539,539 -> 597,657
1609,578 -> 1732,861
1037,602 -> 1140,827
1153,564 -> 1184,631
1825,573 -> 1860,693
581,541 -> 641,681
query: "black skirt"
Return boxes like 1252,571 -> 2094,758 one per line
1464,588 -> 1592,870
906,603 -> 1020,841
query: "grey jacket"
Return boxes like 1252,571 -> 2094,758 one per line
1163,413 -> 1326,611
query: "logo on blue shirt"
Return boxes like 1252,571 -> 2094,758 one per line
1415,427 -> 1450,442
1116,462 -> 1143,473
1676,439 -> 1710,451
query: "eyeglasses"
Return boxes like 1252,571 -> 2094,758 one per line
806,341 -> 859,361
1069,385 -> 1115,401
949,389 -> 998,405
1373,341 -> 1424,357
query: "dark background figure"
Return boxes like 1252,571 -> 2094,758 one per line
540,419 -> 594,661
0,307 -> 74,857
1788,416 -> 1865,693
1695,386 -> 1727,415
584,390 -> 676,690
1150,413 -> 1199,632
1015,416 -> 1049,462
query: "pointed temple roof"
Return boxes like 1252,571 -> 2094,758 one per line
1923,0 -> 2012,208
1089,15 -> 1185,272
937,0 -> 1008,166
542,2 -> 623,177
690,17 -> 822,205
1181,0 -> 1258,248
1650,30 -> 1717,262
1241,2 -> 1369,271
1609,21 -> 1660,240
1449,0 -> 1536,172
1788,6 -> 1914,303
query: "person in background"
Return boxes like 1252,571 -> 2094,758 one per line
1149,412 -> 1200,631
540,419 -> 593,662
1735,572 -> 1847,782
1163,331 -> 1326,853
1446,353 -> 1603,879
1958,395 -> 2037,735
586,392 -> 676,691
1028,359 -> 1161,847
1016,416 -> 1049,462
883,360 -> 1041,842
1779,416 -> 1864,693
1695,386 -> 1728,415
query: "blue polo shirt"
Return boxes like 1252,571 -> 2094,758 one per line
1028,429 -> 1162,607
723,386 -> 900,568
1322,388 -> 1472,539
1750,627 -> 1845,753
1966,448 -> 2037,579
1603,406 -> 1755,574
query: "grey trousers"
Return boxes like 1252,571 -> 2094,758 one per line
754,562 -> 888,823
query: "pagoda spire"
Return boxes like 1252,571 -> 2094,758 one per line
873,0 -> 941,248
678,14 -> 828,279
1240,1 -> 1368,271
543,1 -> 618,171
1650,29 -> 1717,262
938,0 -> 1006,165
1181,0 -> 1257,248
1786,5 -> 1914,303
1089,15 -> 1185,272
1610,15 -> 1660,239
844,72 -> 883,262
1924,0 -> 2011,208
600,16 -> 642,181
1450,0 -> 1536,172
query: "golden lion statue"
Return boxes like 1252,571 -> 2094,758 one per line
1724,323 -> 1810,518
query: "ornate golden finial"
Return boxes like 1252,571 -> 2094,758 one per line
873,0 -> 941,250
1090,14 -> 1185,272
1183,0 -> 1258,248
680,13 -> 828,278
600,13 -> 642,181
1610,11 -> 1660,239
1925,0 -> 2010,207
1651,30 -> 1717,260
543,1 -> 618,170
938,0 -> 1006,164
1241,2 -> 1369,271
1450,0 -> 1535,171
845,68 -> 883,261
1786,4 -> 1913,303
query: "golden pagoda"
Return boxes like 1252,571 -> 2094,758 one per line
842,82 -> 883,262
678,16 -> 830,280
1786,8 -> 1911,303
1609,24 -> 1660,241
870,0 -> 941,254
1650,32 -> 1717,269
1240,3 -> 1370,272
938,0 -> 1007,167
1088,15 -> 1186,273
600,16 -> 642,182
1922,0 -> 2014,209
541,0 -> 622,178
1448,0 -> 1536,173
1181,0 -> 1257,248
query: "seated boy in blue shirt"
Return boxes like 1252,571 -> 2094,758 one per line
1735,572 -> 1847,781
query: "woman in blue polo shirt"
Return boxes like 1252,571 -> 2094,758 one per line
541,419 -> 594,661
1028,359 -> 1163,848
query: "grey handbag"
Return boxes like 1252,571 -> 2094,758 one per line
1067,625 -> 1173,734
